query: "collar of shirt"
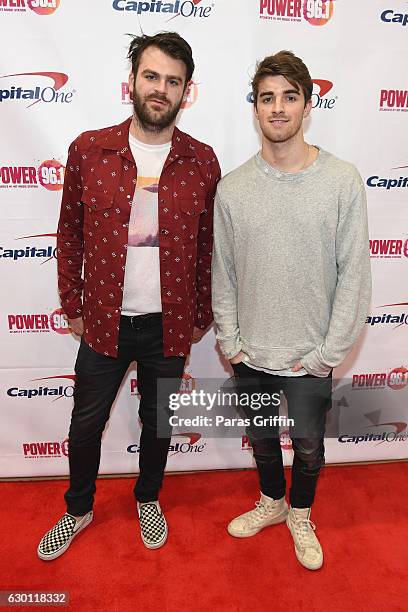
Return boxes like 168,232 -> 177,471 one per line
93,116 -> 195,166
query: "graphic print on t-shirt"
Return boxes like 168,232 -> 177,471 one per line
128,176 -> 159,247
122,134 -> 170,316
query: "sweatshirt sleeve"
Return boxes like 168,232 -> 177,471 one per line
301,179 -> 372,377
211,189 -> 242,359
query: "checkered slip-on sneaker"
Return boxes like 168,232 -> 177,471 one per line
37,511 -> 93,561
137,501 -> 168,549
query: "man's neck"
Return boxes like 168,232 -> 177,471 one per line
129,116 -> 174,145
261,134 -> 317,174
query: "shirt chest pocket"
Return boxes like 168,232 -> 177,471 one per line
82,191 -> 114,228
178,198 -> 205,236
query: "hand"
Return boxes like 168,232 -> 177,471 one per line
230,351 -> 244,365
191,326 -> 205,343
292,361 -> 303,372
69,317 -> 84,337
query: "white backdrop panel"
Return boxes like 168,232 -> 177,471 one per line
1,0 -> 407,476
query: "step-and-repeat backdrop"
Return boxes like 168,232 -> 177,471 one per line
1,0 -> 407,477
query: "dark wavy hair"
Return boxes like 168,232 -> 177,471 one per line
252,50 -> 313,108
127,32 -> 194,86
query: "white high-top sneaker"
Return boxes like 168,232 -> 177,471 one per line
227,492 -> 288,538
286,507 -> 323,570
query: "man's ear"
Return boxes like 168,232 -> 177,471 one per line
183,79 -> 191,97
253,96 -> 259,120
128,72 -> 134,97
303,98 -> 312,118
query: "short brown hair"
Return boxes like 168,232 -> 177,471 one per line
252,51 -> 313,107
127,32 -> 194,85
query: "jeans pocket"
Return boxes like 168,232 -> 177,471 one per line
231,361 -> 249,376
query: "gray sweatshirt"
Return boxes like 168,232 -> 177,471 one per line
212,148 -> 371,377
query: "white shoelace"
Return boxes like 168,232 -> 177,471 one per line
292,516 -> 319,550
245,501 -> 278,526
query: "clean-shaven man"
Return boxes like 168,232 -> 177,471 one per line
38,32 -> 220,560
212,51 -> 370,570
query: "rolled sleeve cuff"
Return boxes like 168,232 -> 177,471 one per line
301,348 -> 333,378
217,336 -> 243,361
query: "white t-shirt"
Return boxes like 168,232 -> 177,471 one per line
121,133 -> 171,316
245,362 -> 307,377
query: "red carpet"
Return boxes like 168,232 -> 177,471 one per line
1,463 -> 407,612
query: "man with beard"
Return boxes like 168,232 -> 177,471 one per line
38,32 -> 220,560
212,51 -> 371,570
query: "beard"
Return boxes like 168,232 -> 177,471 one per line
132,89 -> 183,133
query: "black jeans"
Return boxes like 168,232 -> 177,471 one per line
232,362 -> 332,509
64,314 -> 186,516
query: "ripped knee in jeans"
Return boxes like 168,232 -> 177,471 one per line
293,439 -> 325,475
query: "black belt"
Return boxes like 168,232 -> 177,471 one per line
121,313 -> 162,329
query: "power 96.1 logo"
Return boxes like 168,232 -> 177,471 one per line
27,0 -> 60,15
259,0 -> 334,26
0,159 -> 65,190
303,0 -> 334,25
0,0 -> 60,15
7,308 -> 71,335
49,308 -> 71,334
37,159 -> 65,191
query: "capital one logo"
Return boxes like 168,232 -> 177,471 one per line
380,9 -> 408,27
168,432 -> 205,456
366,301 -> 408,328
0,72 -> 74,107
0,0 -> 60,14
338,410 -> 408,446
246,78 -> 336,110
121,80 -> 198,108
0,233 -> 57,264
311,79 -> 337,109
127,432 -> 206,456
366,165 -> 408,190
7,374 -> 76,401
112,0 -> 214,20
259,0 -> 334,26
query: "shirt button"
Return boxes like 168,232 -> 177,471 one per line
127,195 -> 131,199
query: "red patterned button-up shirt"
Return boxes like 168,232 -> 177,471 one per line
57,116 -> 221,358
